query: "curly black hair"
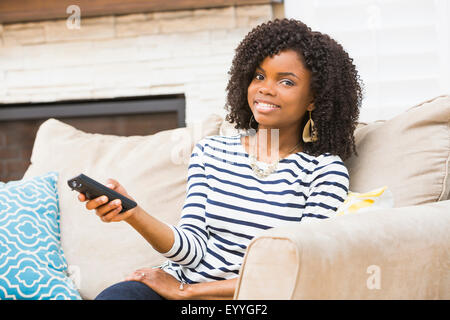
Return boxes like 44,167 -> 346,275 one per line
225,18 -> 363,161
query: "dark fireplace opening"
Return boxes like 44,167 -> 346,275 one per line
0,94 -> 186,182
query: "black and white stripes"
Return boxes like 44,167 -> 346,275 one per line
162,134 -> 349,283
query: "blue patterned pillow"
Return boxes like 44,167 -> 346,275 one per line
0,172 -> 81,300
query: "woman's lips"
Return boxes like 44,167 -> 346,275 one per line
254,100 -> 281,113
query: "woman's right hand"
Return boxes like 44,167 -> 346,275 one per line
77,178 -> 137,223
77,178 -> 174,253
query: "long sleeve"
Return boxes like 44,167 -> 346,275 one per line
301,154 -> 349,221
160,135 -> 352,284
162,140 -> 209,268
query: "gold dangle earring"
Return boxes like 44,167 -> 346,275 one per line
302,111 -> 318,143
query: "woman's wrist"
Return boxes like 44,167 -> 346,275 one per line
180,283 -> 195,300
123,206 -> 175,253
180,279 -> 237,300
124,205 -> 145,224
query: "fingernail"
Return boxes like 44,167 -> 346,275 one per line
113,199 -> 121,205
101,196 -> 108,202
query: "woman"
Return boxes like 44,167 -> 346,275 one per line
80,18 -> 362,300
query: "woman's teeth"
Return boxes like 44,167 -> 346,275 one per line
255,102 -> 280,109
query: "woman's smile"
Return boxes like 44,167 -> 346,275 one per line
254,99 -> 281,113
247,49 -> 314,131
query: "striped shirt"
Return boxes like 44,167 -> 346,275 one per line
161,133 -> 349,284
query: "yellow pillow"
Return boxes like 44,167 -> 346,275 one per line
336,186 -> 394,216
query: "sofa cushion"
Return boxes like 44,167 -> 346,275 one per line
23,114 -> 223,299
236,199 -> 450,299
221,96 -> 450,207
345,95 -> 450,207
0,172 -> 81,300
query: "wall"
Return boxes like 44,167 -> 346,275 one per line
285,0 -> 449,122
0,4 -> 282,181
0,4 -> 279,126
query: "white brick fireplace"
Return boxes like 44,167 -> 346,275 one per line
0,4 -> 283,126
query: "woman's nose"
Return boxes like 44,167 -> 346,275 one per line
258,84 -> 276,96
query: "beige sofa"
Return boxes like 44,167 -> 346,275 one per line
24,95 -> 450,299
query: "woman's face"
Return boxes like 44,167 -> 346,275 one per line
247,49 -> 314,132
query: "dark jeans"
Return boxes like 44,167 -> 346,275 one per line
95,281 -> 165,300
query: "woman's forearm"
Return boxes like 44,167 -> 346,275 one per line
184,278 -> 238,300
124,207 -> 237,300
125,206 -> 174,253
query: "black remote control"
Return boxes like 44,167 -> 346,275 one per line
67,174 -> 137,213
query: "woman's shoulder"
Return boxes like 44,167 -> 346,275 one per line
195,134 -> 241,149
300,152 -> 348,174
315,152 -> 345,165
293,151 -> 344,165
312,154 -> 349,186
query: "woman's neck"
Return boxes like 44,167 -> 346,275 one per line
245,125 -> 302,162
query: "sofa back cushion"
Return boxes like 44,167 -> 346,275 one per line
23,114 -> 222,299
345,95 -> 450,207
221,96 -> 450,207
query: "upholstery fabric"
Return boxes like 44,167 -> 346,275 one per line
222,95 -> 450,207
23,114 -> 223,299
345,95 -> 450,207
236,199 -> 450,299
0,172 -> 81,300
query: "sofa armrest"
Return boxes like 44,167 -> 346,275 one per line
234,200 -> 450,299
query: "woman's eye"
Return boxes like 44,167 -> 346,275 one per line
281,79 -> 294,86
254,73 -> 264,80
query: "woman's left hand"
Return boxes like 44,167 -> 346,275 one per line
125,268 -> 189,300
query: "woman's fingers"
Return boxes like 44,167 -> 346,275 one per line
100,204 -> 123,223
95,199 -> 122,217
106,178 -> 135,202
106,178 -> 124,194
85,195 -> 109,210
124,270 -> 146,282
75,178 -> 133,223
78,192 -> 127,222
77,193 -> 86,202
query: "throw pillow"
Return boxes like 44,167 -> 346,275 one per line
23,114 -> 223,299
344,95 -> 450,207
0,172 -> 81,300
335,186 -> 394,216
